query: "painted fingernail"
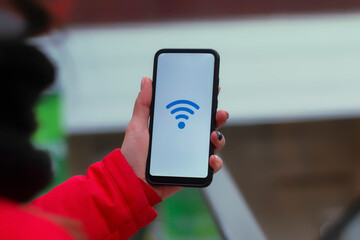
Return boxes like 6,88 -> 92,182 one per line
216,131 -> 223,141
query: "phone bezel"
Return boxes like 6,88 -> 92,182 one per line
145,48 -> 220,187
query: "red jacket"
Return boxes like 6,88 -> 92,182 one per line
0,149 -> 162,239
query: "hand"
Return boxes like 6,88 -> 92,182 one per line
121,77 -> 228,199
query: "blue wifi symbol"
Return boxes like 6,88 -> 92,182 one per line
166,100 -> 200,129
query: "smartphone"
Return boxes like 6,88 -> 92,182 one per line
146,49 -> 220,187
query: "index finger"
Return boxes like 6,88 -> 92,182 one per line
216,110 -> 229,130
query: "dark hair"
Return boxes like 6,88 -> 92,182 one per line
12,0 -> 52,38
0,0 -> 55,202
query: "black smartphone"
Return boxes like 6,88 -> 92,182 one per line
146,49 -> 220,187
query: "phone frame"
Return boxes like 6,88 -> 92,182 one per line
145,48 -> 220,187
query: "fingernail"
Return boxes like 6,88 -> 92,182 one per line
141,77 -> 146,90
216,131 -> 223,141
226,111 -> 229,119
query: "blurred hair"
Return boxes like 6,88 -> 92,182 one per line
12,0 -> 51,37
0,0 -> 55,202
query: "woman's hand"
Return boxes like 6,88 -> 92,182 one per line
121,77 -> 228,199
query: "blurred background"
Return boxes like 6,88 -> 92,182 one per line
5,0 -> 360,239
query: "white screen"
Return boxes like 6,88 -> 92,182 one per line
149,52 -> 215,178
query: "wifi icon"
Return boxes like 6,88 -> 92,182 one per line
166,100 -> 200,129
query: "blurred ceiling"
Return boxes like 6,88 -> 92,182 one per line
38,14 -> 360,134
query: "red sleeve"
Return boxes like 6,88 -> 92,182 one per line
31,149 -> 162,240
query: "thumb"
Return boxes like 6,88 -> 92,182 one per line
128,77 -> 152,130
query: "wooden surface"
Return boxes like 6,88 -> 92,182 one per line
221,119 -> 360,240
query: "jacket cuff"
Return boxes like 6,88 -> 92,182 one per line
102,149 -> 160,230
138,178 -> 162,206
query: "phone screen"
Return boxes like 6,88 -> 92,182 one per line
149,51 -> 217,179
